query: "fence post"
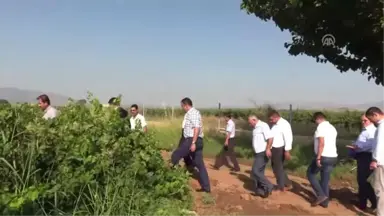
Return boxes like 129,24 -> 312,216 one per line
289,104 -> 293,124
171,106 -> 174,120
142,104 -> 145,118
218,102 -> 221,131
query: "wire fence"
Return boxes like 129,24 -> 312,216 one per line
135,104 -> 360,140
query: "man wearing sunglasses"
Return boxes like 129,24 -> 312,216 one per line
130,104 -> 147,132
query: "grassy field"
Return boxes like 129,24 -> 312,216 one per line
149,116 -> 357,182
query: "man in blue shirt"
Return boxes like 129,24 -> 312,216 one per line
347,114 -> 377,211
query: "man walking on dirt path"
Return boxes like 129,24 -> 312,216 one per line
213,113 -> 240,172
37,94 -> 58,119
171,97 -> 211,193
248,115 -> 274,198
365,107 -> 384,216
307,112 -> 338,208
267,110 -> 293,192
347,114 -> 377,211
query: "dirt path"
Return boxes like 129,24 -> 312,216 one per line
187,158 -> 373,216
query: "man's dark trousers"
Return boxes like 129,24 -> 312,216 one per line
356,152 -> 377,208
214,138 -> 240,171
271,146 -> 291,190
179,129 -> 194,168
251,151 -> 273,196
171,137 -> 210,192
307,156 -> 337,207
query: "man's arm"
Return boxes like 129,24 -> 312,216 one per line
190,112 -> 201,144
315,126 -> 325,159
316,137 -> 325,160
264,124 -> 274,150
283,123 -> 293,151
141,116 -> 148,132
372,127 -> 383,164
354,131 -> 375,152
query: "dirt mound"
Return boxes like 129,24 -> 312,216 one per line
161,149 -> 372,215
194,158 -> 374,215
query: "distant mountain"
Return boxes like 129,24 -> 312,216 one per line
1,87 -> 382,109
250,100 -> 355,110
352,101 -> 384,110
0,87 -> 73,106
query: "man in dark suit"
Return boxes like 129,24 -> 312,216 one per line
108,97 -> 128,118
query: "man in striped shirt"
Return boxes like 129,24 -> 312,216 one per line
171,97 -> 210,193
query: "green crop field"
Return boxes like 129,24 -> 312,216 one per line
0,99 -> 192,216
141,107 -> 364,139
0,99 -> 367,215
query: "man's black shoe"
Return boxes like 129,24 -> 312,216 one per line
260,190 -> 272,198
311,196 -> 328,207
196,188 -> 210,193
230,168 -> 240,172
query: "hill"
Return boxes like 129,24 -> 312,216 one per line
0,87 -> 72,106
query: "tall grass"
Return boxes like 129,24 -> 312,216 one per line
0,101 -> 192,216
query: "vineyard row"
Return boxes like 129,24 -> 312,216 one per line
140,107 -> 363,126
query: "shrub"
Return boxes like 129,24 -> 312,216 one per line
0,95 -> 191,215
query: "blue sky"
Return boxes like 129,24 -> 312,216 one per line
0,0 -> 382,107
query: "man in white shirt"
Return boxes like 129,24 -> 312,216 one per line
347,114 -> 377,211
37,94 -> 58,120
129,104 -> 147,132
213,113 -> 240,172
171,97 -> 210,193
248,115 -> 274,198
307,112 -> 338,208
267,110 -> 293,192
365,107 -> 384,216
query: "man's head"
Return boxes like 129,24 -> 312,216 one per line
267,109 -> 280,125
180,97 -> 193,112
312,112 -> 326,125
108,97 -> 120,107
130,104 -> 139,116
224,113 -> 232,122
36,94 -> 50,111
361,114 -> 373,128
365,107 -> 384,124
248,115 -> 258,127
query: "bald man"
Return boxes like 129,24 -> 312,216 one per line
248,115 -> 274,198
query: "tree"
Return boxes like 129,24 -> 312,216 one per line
0,99 -> 9,104
77,99 -> 87,105
241,0 -> 384,85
